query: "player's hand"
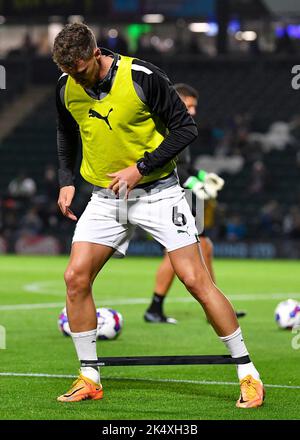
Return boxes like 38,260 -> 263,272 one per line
57,185 -> 77,221
205,172 -> 225,191
183,177 -> 209,200
107,165 -> 143,197
191,181 -> 210,200
203,173 -> 225,199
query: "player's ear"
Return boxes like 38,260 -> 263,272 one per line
94,47 -> 101,59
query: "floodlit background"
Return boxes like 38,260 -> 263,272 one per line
0,0 -> 300,258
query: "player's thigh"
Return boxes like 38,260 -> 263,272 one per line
66,242 -> 115,284
73,193 -> 134,258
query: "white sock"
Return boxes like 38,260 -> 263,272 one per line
71,328 -> 100,384
220,327 -> 260,381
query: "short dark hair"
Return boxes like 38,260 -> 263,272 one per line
52,23 -> 97,70
174,83 -> 198,99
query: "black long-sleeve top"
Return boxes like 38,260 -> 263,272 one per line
56,48 -> 198,187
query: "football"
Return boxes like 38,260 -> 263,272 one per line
58,307 -> 123,339
274,299 -> 300,329
58,307 -> 71,336
96,307 -> 123,340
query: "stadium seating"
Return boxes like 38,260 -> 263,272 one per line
0,54 -> 299,242
0,94 -> 57,192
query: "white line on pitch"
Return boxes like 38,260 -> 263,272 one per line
22,281 -> 300,301
1,291 -> 300,311
0,372 -> 299,390
0,302 -> 66,311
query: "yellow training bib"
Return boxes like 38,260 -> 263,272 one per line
64,55 -> 175,186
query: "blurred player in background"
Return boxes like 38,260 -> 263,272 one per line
53,23 -> 264,408
144,84 -> 246,324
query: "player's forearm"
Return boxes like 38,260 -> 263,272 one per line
57,127 -> 79,188
176,165 -> 192,187
139,125 -> 198,175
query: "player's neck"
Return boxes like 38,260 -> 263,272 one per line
98,55 -> 114,81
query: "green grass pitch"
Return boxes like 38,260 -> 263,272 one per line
0,255 -> 299,420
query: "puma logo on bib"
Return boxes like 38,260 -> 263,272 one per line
89,108 -> 113,130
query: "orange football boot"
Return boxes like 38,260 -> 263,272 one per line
236,375 -> 265,408
57,373 -> 103,402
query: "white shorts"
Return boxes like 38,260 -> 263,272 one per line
72,184 -> 199,256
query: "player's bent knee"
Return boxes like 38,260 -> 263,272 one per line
64,268 -> 91,300
181,274 -> 199,292
181,273 -> 214,304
